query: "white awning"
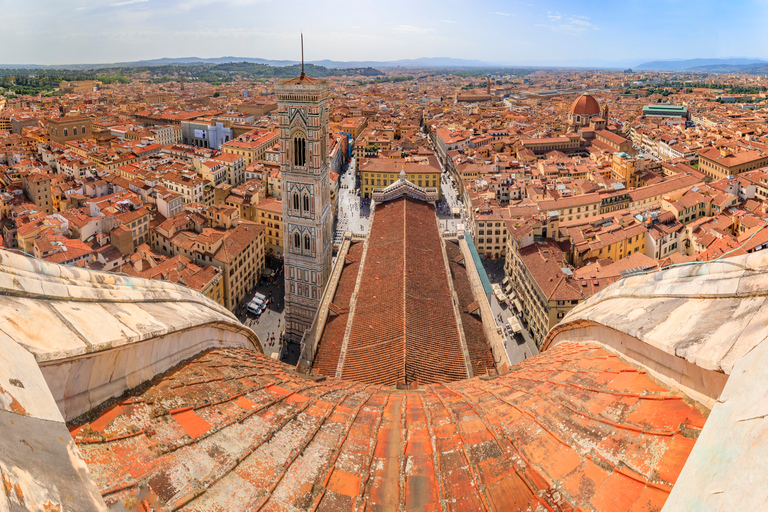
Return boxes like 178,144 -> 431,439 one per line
507,316 -> 522,333
502,276 -> 510,286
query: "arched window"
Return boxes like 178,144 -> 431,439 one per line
304,234 -> 311,251
293,136 -> 306,166
294,232 -> 300,249
303,194 -> 310,212
293,192 -> 299,211
63,128 -> 68,137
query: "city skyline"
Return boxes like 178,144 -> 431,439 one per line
3,0 -> 768,67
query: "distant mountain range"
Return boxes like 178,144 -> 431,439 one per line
635,58 -> 768,72
0,56 -> 498,71
7,56 -> 768,73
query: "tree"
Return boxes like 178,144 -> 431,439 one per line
213,92 -> 220,98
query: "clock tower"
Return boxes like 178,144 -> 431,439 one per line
276,66 -> 333,341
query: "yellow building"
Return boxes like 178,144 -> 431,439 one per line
564,216 -> 648,268
611,152 -> 641,188
21,173 -> 53,214
17,219 -> 62,254
212,222 -> 266,310
475,214 -> 510,258
59,80 -> 102,93
697,146 -> 768,180
507,241 -> 585,346
253,197 -> 283,255
359,159 -> 442,199
201,271 -> 225,307
661,191 -> 713,225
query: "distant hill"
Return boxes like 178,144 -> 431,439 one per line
0,56 -> 497,71
635,58 -> 767,71
686,63 -> 768,74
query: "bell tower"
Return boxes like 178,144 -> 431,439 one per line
277,36 -> 333,341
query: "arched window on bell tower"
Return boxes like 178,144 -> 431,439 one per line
304,234 -> 311,251
303,193 -> 310,213
293,136 -> 306,167
293,192 -> 299,211
294,232 -> 301,249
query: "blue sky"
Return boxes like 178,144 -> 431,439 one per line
2,0 -> 766,66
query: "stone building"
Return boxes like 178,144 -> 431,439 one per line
47,115 -> 92,144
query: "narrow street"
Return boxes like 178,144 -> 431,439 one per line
333,156 -> 370,247
481,259 -> 539,364
236,258 -> 286,360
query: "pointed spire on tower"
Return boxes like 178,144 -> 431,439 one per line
300,33 -> 305,78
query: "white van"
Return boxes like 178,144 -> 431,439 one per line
246,302 -> 264,315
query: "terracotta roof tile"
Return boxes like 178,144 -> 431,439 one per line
73,341 -> 705,511
339,197 -> 469,385
313,241 -> 364,377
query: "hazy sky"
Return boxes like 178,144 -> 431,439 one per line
3,0 -> 768,66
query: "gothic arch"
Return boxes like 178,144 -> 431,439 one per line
293,135 -> 307,167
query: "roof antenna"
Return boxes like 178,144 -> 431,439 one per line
300,33 -> 305,77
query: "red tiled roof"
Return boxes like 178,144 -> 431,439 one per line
313,242 -> 364,377
340,197 -> 468,385
72,342 -> 705,511
281,72 -> 324,85
570,94 -> 600,116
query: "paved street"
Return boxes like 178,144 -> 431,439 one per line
236,258 -> 286,360
435,172 -> 465,232
333,157 -> 370,247
482,246 -> 540,365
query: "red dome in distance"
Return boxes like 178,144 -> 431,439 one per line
570,94 -> 600,115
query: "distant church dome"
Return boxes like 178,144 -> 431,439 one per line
570,94 -> 600,115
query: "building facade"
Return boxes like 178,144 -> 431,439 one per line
48,116 -> 92,144
277,72 -> 334,339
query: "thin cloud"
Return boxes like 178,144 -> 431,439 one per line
538,14 -> 600,34
111,0 -> 148,6
393,25 -> 436,34
491,11 -> 512,16
441,20 -> 458,24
